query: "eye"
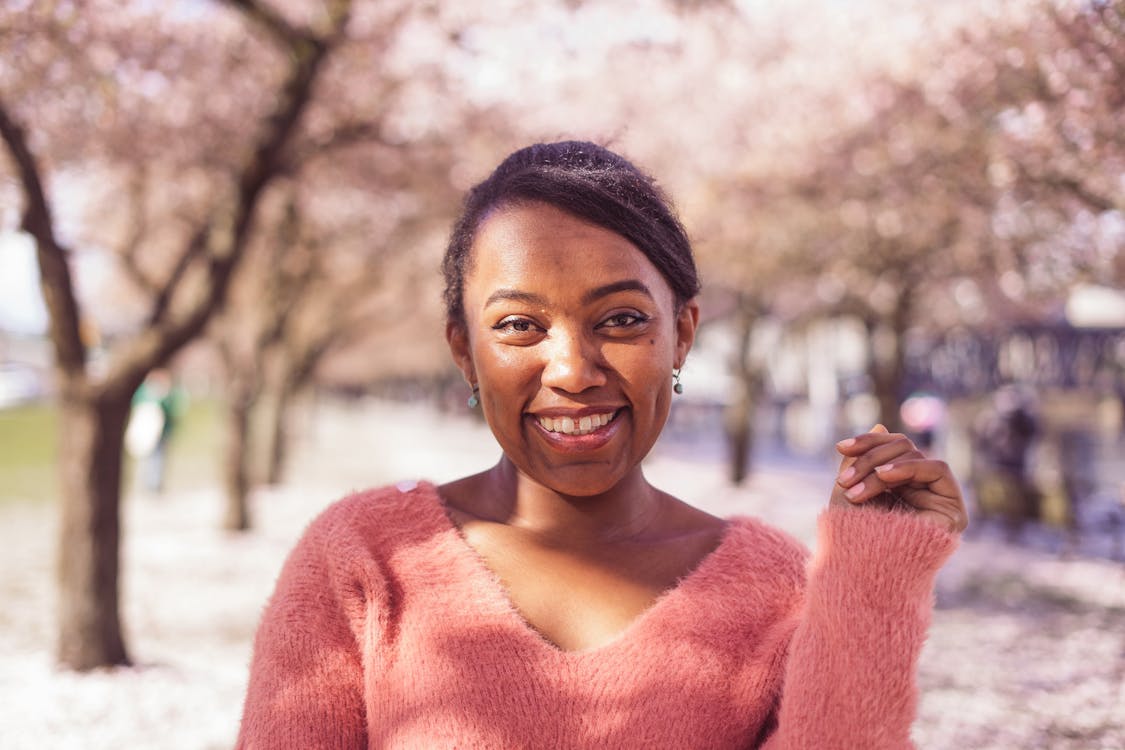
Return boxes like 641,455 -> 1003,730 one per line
496,318 -> 532,332
491,316 -> 544,340
599,312 -> 649,329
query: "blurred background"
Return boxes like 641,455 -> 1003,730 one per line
1,0 -> 1123,747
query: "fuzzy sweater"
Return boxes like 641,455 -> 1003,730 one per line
237,481 -> 957,749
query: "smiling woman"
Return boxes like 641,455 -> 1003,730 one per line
236,141 -> 967,749
446,201 -> 698,500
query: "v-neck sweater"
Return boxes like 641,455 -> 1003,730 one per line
237,481 -> 957,749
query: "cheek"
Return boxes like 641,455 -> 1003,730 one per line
607,342 -> 674,384
472,342 -> 536,414
477,342 -> 531,375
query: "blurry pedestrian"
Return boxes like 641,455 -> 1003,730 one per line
900,391 -> 947,451
972,384 -> 1040,532
126,368 -> 183,493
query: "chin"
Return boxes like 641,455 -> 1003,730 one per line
526,462 -> 637,499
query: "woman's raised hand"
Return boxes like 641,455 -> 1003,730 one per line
830,424 -> 968,535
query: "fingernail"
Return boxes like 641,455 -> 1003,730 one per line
836,438 -> 856,449
875,464 -> 893,472
838,466 -> 856,482
845,481 -> 865,500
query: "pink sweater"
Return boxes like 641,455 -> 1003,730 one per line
237,481 -> 957,749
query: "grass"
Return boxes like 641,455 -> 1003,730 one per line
0,402 -> 58,504
0,398 -> 221,506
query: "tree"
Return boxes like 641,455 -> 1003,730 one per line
689,169 -> 830,481
214,152 -> 459,528
776,72 -> 1006,430
0,0 -> 353,670
982,0 -> 1125,288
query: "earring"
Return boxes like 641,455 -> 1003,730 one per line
673,369 -> 683,395
467,385 -> 480,409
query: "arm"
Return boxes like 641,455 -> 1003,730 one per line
237,501 -> 378,749
760,506 -> 957,750
761,426 -> 963,749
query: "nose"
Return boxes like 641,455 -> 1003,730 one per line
540,329 -> 607,394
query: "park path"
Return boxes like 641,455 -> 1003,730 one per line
1,398 -> 1122,749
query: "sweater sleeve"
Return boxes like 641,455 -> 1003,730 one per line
760,505 -> 958,750
236,499 -> 381,750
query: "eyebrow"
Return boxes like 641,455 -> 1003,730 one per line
484,280 -> 654,309
484,289 -> 548,308
582,280 -> 653,304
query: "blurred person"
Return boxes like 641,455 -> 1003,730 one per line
126,368 -> 183,493
899,391 -> 946,451
237,142 -> 966,749
971,384 -> 1040,533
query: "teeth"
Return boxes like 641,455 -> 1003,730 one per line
537,411 -> 617,436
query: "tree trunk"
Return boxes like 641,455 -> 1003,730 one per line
724,297 -> 761,484
726,393 -> 755,484
865,291 -> 912,433
56,390 -> 132,670
264,379 -> 295,486
871,362 -> 902,432
223,383 -> 255,532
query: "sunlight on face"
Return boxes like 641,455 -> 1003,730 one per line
450,201 -> 697,497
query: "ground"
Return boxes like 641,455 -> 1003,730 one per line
1,398 -> 1122,749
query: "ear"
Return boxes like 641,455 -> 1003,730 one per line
673,298 -> 700,369
446,319 -> 476,385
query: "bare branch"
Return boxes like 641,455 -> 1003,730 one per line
1017,160 -> 1122,214
0,97 -> 86,377
286,120 -> 391,168
218,0 -> 304,48
116,169 -> 161,295
148,226 -> 209,325
103,0 -> 354,393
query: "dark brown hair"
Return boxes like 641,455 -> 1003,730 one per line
442,141 -> 700,325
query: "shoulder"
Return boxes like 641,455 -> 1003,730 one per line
283,481 -> 446,571
266,481 -> 448,609
722,515 -> 811,585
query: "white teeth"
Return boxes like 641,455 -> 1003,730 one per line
537,411 -> 617,436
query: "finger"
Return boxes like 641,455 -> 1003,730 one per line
830,425 -> 886,508
872,459 -> 962,501
874,459 -> 968,532
837,470 -> 899,505
836,438 -> 923,489
835,423 -> 903,458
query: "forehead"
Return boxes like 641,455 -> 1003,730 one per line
466,202 -> 672,301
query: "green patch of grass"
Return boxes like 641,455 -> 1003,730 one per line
0,398 -> 222,505
0,402 -> 58,504
161,398 -> 222,493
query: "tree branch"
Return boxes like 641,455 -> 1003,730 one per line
117,169 -> 162,296
148,226 -> 209,325
102,0 -> 354,396
219,0 -> 304,49
1029,163 -> 1121,214
0,97 -> 86,377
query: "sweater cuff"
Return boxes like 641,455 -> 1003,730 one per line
812,505 -> 959,606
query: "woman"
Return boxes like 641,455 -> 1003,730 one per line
237,141 -> 966,749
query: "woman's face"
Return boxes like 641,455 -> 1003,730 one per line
448,201 -> 699,497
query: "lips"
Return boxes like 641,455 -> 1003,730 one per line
535,410 -> 618,436
528,407 -> 624,452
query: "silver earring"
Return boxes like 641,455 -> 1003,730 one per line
673,369 -> 683,395
467,385 -> 480,409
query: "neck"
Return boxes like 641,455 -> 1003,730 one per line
479,457 -> 665,545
